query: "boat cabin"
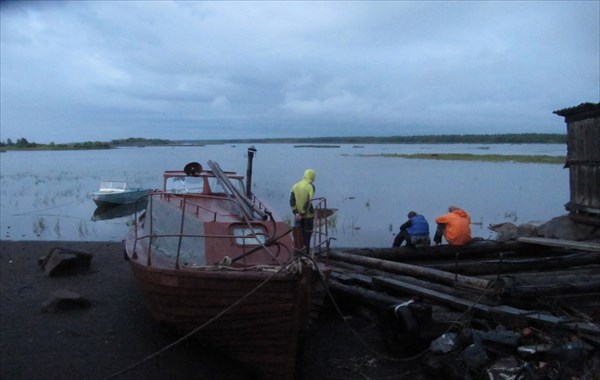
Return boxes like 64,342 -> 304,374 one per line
132,161 -> 292,269
162,170 -> 245,196
99,180 -> 129,193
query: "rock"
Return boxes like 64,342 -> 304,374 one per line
429,332 -> 459,354
41,289 -> 91,312
488,222 -> 518,241
473,327 -> 521,355
516,223 -> 539,238
546,340 -> 594,364
537,215 -> 600,241
490,214 -> 600,243
38,247 -> 93,277
517,343 -> 552,359
485,356 -> 524,380
459,342 -> 489,372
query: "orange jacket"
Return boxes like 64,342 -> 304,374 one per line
435,209 -> 471,245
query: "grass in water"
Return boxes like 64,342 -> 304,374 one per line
358,153 -> 565,164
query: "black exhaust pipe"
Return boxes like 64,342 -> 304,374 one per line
245,146 -> 257,198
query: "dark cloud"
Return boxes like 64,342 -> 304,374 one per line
1,1 -> 598,143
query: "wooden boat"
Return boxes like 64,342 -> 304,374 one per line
124,147 -> 331,379
91,180 -> 152,206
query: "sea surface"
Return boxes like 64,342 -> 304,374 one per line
0,143 -> 568,248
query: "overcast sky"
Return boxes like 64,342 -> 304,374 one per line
1,1 -> 598,144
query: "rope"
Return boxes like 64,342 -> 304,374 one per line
101,258 -> 300,380
11,199 -> 81,216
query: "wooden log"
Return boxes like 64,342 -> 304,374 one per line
425,252 -> 600,275
370,275 -> 498,306
496,276 -> 600,297
329,256 -> 600,312
374,276 -> 600,336
328,278 -> 466,338
329,253 -> 600,289
335,240 -> 529,262
518,237 -> 600,252
327,278 -> 406,310
329,271 -> 374,288
329,250 -> 493,290
329,262 -> 499,305
479,266 -> 600,281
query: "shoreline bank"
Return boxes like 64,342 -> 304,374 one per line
0,240 -> 411,380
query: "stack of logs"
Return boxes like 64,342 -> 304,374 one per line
326,240 -> 600,329
322,240 -> 600,377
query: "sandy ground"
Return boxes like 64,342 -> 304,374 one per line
0,240 -> 420,380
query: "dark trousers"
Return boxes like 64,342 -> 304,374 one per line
393,230 -> 412,247
434,224 -> 446,245
294,217 -> 314,254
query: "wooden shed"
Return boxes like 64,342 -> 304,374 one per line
553,102 -> 600,225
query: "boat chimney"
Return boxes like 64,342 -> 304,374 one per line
245,146 -> 257,198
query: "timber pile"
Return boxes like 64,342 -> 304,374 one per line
323,239 -> 600,379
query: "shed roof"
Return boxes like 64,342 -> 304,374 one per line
553,102 -> 600,117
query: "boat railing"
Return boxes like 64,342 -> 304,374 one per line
131,231 -> 273,269
249,195 -> 270,215
160,192 -> 220,221
310,197 -> 332,257
130,192 -> 284,268
156,192 -> 269,222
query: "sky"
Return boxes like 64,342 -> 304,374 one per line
1,1 -> 599,144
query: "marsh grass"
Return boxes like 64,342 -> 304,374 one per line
32,216 -> 47,236
359,153 -> 565,164
78,220 -> 90,238
54,219 -> 61,238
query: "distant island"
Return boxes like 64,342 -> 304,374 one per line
358,152 -> 565,164
0,133 -> 566,151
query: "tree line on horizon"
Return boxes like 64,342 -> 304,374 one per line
1,133 -> 566,150
197,133 -> 566,145
0,137 -> 111,150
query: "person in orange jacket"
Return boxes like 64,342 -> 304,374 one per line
434,205 -> 471,245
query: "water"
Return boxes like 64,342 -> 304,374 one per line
0,144 -> 568,248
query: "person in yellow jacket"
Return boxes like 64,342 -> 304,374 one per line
434,205 -> 472,245
290,169 -> 316,253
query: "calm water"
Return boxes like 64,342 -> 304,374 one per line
0,144 -> 568,248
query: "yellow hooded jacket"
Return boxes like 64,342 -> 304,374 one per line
290,169 -> 316,218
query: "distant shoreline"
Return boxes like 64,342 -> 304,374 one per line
356,152 -> 565,164
1,133 -> 566,152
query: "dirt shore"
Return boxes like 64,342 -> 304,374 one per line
0,240 -> 417,380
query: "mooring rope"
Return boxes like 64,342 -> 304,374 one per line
101,258 -> 301,380
11,199 -> 81,216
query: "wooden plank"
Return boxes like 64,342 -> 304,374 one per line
517,237 -> 600,252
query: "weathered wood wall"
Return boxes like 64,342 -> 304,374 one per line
554,102 -> 600,225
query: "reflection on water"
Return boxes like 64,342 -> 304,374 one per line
92,201 -> 147,221
0,144 -> 568,247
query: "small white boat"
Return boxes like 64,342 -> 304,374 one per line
91,181 -> 152,207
